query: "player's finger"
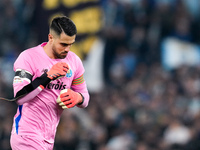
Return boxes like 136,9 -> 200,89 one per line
63,67 -> 69,72
63,100 -> 71,106
61,63 -> 69,70
65,103 -> 75,108
62,105 -> 68,109
60,93 -> 69,98
58,102 -> 66,106
60,97 -> 71,102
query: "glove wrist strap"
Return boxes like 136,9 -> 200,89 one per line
77,93 -> 84,105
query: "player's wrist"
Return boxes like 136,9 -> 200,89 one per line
39,73 -> 51,87
77,93 -> 84,105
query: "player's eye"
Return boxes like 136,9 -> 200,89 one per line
61,43 -> 69,47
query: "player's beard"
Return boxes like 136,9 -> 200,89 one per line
52,45 -> 68,59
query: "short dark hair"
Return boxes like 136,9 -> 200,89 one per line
50,16 -> 77,36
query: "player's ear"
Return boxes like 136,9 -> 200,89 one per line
48,34 -> 53,42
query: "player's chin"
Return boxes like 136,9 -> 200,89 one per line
59,53 -> 68,59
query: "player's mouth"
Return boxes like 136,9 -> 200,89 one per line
61,52 -> 68,55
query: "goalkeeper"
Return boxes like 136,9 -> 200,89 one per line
10,16 -> 90,150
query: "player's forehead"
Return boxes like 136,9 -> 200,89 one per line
58,32 -> 76,43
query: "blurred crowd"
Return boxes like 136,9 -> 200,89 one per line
1,0 -> 200,150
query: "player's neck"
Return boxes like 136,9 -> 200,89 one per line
43,42 -> 54,59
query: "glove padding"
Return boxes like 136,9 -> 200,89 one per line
47,62 -> 69,80
56,89 -> 83,109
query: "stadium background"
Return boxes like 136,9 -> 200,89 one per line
1,0 -> 200,150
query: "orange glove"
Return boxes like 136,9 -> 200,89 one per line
56,89 -> 83,109
47,62 -> 69,80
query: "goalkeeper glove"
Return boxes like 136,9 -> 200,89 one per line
47,62 -> 69,80
56,89 -> 83,109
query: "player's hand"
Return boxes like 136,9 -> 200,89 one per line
56,89 -> 83,109
47,62 -> 69,80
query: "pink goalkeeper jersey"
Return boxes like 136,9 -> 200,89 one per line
11,43 -> 89,143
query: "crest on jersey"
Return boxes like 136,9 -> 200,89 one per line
66,69 -> 72,78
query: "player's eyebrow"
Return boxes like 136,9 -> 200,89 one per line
61,42 -> 75,46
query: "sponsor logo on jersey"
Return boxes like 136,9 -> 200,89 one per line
13,77 -> 23,83
46,81 -> 66,90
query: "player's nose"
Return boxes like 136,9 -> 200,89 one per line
64,46 -> 70,52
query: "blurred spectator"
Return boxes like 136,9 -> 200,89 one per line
163,119 -> 192,148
